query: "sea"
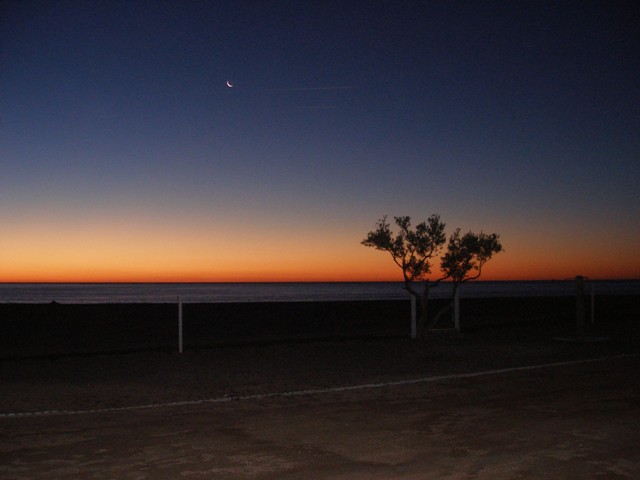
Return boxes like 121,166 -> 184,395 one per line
0,280 -> 639,304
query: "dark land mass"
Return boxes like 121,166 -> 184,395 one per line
0,296 -> 638,359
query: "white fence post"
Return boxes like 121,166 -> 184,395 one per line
591,283 -> 595,324
454,288 -> 460,333
178,296 -> 183,354
410,295 -> 417,339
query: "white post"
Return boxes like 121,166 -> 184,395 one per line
591,284 -> 595,325
178,296 -> 183,354
410,295 -> 417,339
454,288 -> 460,333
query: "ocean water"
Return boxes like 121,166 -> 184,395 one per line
0,280 -> 638,304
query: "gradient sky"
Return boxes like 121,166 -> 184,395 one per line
1,1 -> 639,282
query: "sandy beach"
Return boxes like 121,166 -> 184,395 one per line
1,336 -> 639,478
1,296 -> 639,478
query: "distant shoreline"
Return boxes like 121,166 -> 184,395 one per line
2,278 -> 638,283
1,279 -> 639,304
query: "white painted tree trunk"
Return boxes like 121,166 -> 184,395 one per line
178,296 -> 183,354
411,295 -> 417,339
454,288 -> 460,332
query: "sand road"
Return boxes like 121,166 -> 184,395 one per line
1,352 -> 639,479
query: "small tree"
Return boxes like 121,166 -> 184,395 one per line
361,215 -> 446,338
433,228 -> 503,327
362,215 -> 503,339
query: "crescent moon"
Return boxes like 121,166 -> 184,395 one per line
226,80 -> 233,88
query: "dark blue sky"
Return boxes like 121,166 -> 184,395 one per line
1,1 -> 639,281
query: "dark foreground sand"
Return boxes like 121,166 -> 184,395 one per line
1,297 -> 639,478
1,345 -> 639,479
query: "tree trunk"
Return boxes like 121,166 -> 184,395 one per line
575,275 -> 585,337
416,282 -> 436,342
429,282 -> 460,329
417,296 -> 429,340
407,281 -> 449,343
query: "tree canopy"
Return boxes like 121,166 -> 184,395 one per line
361,215 -> 446,286
440,228 -> 503,285
362,214 -> 503,337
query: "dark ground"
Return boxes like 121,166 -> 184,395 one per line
1,295 -> 638,358
1,296 -> 639,478
1,332 -> 638,478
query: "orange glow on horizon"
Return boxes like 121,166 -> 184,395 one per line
2,256 -> 637,283
2,218 -> 638,283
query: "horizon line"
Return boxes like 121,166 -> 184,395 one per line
1,278 -> 638,284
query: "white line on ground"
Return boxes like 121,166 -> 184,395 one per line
1,354 -> 635,419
